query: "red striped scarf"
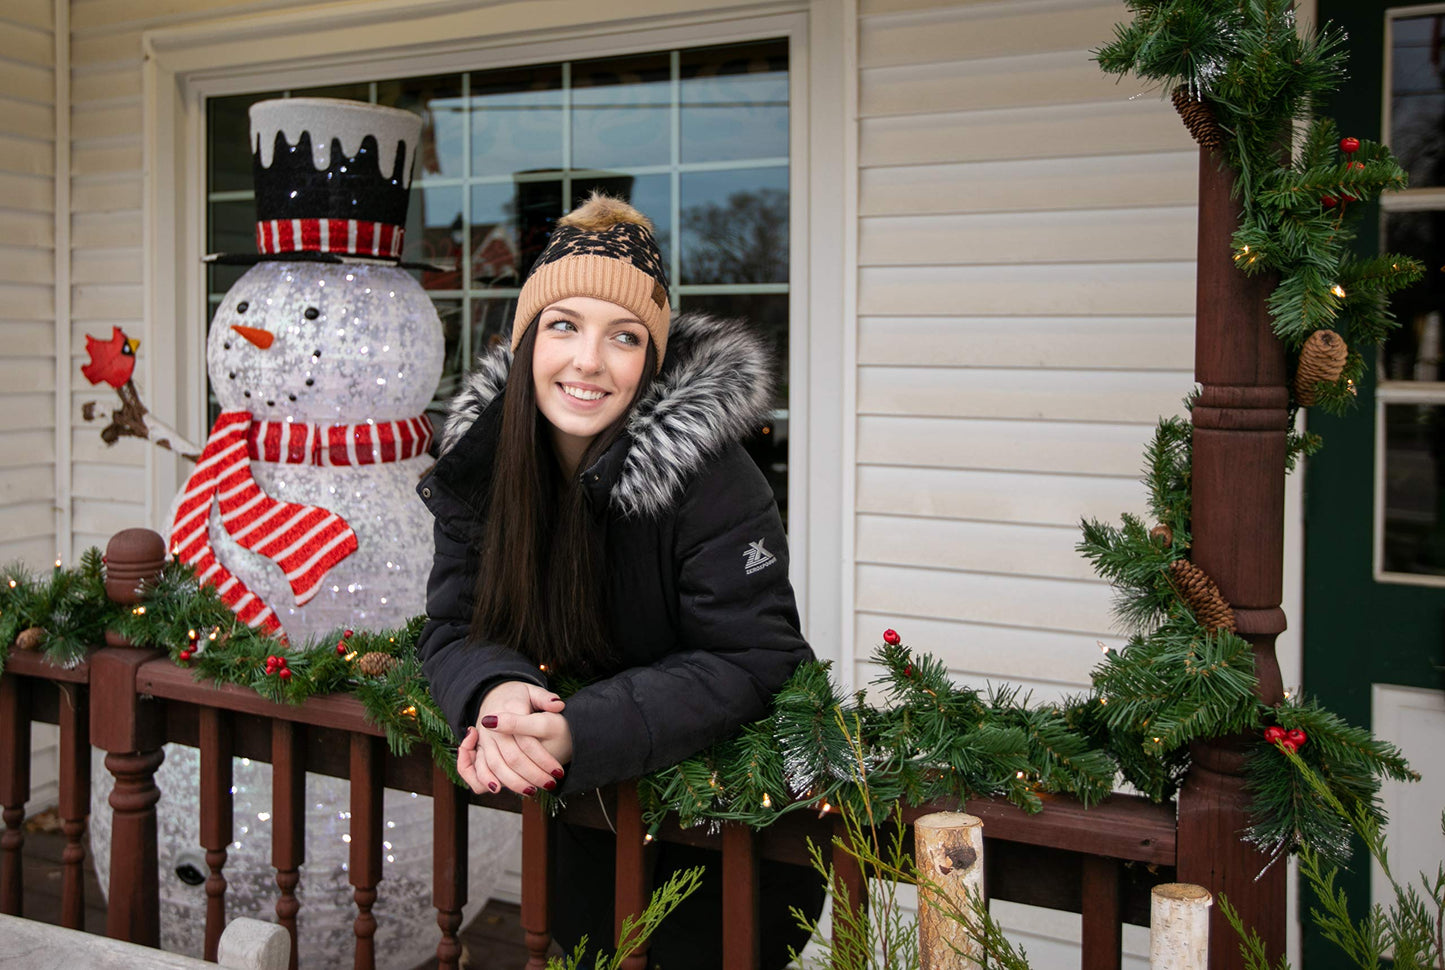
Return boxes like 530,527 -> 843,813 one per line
171,411 -> 432,633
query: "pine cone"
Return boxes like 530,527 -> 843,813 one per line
1150,523 -> 1174,546
1294,329 -> 1349,406
1171,86 -> 1227,153
356,652 -> 398,677
1169,559 -> 1236,633
15,626 -> 45,651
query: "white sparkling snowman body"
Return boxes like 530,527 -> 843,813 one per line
179,260 -> 444,643
95,260 -> 523,968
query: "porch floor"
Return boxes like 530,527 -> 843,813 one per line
16,809 -> 556,969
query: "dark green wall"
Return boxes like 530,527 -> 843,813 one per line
1306,1 -> 1445,966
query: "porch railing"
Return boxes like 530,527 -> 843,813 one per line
1,644 -> 1184,970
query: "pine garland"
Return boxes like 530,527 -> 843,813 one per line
1096,0 -> 1426,417
0,535 -> 1413,865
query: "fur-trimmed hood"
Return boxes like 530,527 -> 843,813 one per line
438,313 -> 775,518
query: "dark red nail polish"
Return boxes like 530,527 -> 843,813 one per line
544,780 -> 557,791
551,769 -> 565,779
480,715 -> 497,728
523,786 -> 537,796
487,782 -> 498,793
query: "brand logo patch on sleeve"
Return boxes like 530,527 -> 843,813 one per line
743,539 -> 778,575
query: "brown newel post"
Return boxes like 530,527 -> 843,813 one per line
92,526 -> 170,946
91,646 -> 167,946
1175,151 -> 1288,970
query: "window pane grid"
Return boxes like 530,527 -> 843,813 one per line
206,39 -> 789,511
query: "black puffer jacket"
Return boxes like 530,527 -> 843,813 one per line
415,313 -> 815,796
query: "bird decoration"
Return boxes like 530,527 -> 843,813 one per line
80,326 -> 200,459
81,326 -> 139,388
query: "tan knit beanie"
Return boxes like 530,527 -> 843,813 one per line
511,193 -> 671,368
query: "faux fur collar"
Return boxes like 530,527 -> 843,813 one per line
439,313 -> 775,518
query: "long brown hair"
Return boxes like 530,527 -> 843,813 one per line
469,318 -> 658,675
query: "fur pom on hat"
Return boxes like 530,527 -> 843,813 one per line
511,193 -> 671,368
557,194 -> 655,233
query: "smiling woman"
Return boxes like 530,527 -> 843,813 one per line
416,194 -> 822,969
532,297 -> 650,475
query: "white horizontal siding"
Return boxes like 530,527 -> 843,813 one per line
1,0 -> 55,574
853,0 -> 1195,715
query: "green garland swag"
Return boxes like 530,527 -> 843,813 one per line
1098,0 -> 1424,440
0,504 -> 1413,866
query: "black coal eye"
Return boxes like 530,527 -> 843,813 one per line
228,372 -> 236,380
237,301 -> 249,313
243,390 -> 251,398
304,307 -> 319,320
288,393 -> 297,401
312,350 -> 321,358
305,378 -> 314,386
223,342 -> 231,350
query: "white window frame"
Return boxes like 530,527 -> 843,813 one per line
1374,3 -> 1445,587
140,0 -> 857,668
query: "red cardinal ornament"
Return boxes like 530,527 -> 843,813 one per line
82,326 -> 139,389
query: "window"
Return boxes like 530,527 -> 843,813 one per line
205,40 -> 791,516
1379,9 -> 1445,582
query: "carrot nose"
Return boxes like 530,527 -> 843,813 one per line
231,324 -> 274,349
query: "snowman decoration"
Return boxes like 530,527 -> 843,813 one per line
93,99 -> 518,966
175,97 -> 443,640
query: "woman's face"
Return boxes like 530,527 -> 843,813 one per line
531,295 -> 649,470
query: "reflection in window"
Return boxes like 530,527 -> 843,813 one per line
1391,15 -> 1445,190
205,39 -> 790,509
1384,404 -> 1445,575
1383,212 -> 1445,382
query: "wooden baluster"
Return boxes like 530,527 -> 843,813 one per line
91,647 -> 166,946
432,762 -> 467,970
613,781 -> 650,970
0,672 -> 30,916
520,794 -> 552,970
201,708 -> 234,960
272,720 -> 305,970
1081,855 -> 1123,970
57,683 -> 90,929
721,823 -> 760,970
349,734 -> 384,970
830,813 -> 867,969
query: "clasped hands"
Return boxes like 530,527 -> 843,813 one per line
457,680 -> 574,797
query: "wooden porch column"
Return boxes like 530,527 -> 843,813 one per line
90,647 -> 167,946
1175,151 -> 1288,970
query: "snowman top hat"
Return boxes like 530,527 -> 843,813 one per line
207,97 -> 432,268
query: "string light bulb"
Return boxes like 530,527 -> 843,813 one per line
54,559 -> 62,568
401,705 -> 417,718
7,579 -> 15,588
132,605 -> 146,615
1330,283 -> 1347,298
761,792 -> 772,809
643,833 -> 654,844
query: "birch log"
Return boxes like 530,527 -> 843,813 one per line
1150,883 -> 1213,970
915,812 -> 985,970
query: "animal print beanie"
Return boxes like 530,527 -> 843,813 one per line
511,193 -> 672,369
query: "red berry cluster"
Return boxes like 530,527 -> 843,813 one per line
1324,138 -> 1363,208
1264,725 -> 1308,754
883,628 -> 901,646
178,629 -> 200,664
335,628 -> 354,655
265,654 -> 293,680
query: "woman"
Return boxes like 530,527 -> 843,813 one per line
416,194 -> 823,968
